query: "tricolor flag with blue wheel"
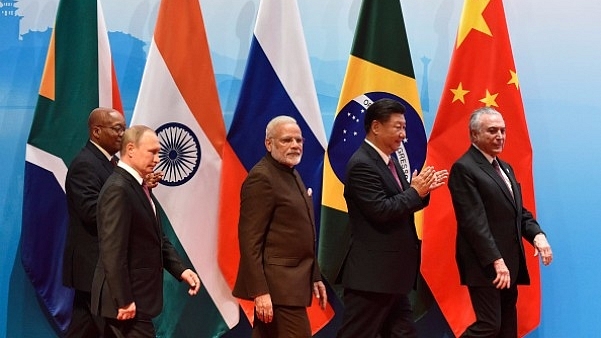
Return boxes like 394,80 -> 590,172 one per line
131,0 -> 240,336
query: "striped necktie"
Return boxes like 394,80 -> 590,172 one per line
492,159 -> 513,197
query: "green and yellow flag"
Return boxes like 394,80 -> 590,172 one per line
318,0 -> 427,290
21,0 -> 122,333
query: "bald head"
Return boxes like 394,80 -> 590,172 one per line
88,107 -> 120,133
88,107 -> 126,155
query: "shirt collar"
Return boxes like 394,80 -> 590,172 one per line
117,161 -> 144,185
265,152 -> 295,173
364,139 -> 392,164
472,143 -> 496,164
90,140 -> 113,162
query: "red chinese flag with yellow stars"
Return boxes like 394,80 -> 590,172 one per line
421,0 -> 541,336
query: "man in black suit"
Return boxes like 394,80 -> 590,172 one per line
336,98 -> 448,338
448,107 -> 553,337
62,107 -> 125,337
92,125 -> 200,337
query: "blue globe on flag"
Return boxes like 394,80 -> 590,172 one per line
328,92 -> 427,184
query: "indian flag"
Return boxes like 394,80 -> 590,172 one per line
130,0 -> 238,336
20,0 -> 122,333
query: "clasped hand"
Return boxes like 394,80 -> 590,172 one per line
144,171 -> 164,189
410,166 -> 449,197
117,302 -> 136,321
180,269 -> 201,296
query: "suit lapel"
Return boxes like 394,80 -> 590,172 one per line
115,167 -> 161,237
362,143 -> 404,192
391,156 -> 409,190
496,158 -> 520,208
86,141 -> 115,176
136,184 -> 160,233
145,190 -> 162,236
469,147 -> 516,208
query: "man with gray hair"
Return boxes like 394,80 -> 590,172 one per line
233,115 -> 327,338
449,107 -> 553,337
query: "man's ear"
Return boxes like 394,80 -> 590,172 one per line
470,130 -> 478,141
371,120 -> 380,135
125,142 -> 135,158
91,126 -> 101,140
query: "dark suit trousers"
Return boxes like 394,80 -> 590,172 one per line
252,305 -> 311,338
461,285 -> 518,338
65,290 -> 104,338
104,317 -> 155,338
337,288 -> 417,338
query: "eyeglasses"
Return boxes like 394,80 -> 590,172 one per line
97,125 -> 126,134
273,137 -> 305,145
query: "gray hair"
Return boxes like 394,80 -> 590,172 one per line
265,115 -> 297,139
469,107 -> 502,133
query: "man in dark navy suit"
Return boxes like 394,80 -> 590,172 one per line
63,107 -> 125,337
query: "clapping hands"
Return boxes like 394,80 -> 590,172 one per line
410,166 -> 449,197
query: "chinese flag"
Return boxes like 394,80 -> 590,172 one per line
421,0 -> 541,337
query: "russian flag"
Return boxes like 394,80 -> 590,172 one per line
217,0 -> 333,333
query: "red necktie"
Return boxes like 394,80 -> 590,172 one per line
492,159 -> 513,197
142,183 -> 156,214
388,158 -> 403,189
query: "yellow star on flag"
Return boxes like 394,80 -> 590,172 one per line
479,89 -> 499,107
508,69 -> 519,89
456,0 -> 492,48
450,82 -> 470,104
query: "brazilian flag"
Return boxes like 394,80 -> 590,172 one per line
318,0 -> 429,317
